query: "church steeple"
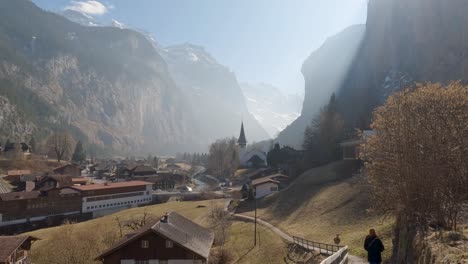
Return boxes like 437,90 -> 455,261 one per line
237,122 -> 247,147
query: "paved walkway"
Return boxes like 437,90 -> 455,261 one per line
232,213 -> 367,264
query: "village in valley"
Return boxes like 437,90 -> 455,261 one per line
0,121 -> 375,264
1,1 -> 468,264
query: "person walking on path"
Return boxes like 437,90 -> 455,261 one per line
364,229 -> 384,264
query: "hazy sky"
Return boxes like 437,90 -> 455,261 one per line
33,0 -> 367,94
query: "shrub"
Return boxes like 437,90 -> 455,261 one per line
445,231 -> 464,242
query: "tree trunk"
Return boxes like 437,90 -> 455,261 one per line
392,213 -> 417,264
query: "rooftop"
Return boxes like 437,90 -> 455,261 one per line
251,174 -> 287,186
70,181 -> 152,191
53,163 -> 79,171
96,212 -> 214,260
0,191 -> 41,201
0,236 -> 38,262
7,170 -> 31,176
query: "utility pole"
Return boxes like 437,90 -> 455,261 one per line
254,191 -> 257,246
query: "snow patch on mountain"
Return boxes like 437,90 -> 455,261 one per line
241,82 -> 303,138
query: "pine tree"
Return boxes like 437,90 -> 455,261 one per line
71,140 -> 86,163
29,136 -> 37,153
302,93 -> 344,166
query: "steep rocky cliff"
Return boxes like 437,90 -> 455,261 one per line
279,0 -> 468,147
0,0 -> 196,154
159,44 -> 269,144
339,0 -> 468,127
277,25 -> 365,148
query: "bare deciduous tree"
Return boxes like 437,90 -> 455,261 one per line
48,131 -> 73,162
208,201 -> 231,246
207,138 -> 239,178
115,210 -> 155,231
361,82 -> 468,263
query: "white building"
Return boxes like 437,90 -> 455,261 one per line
252,177 -> 279,199
237,122 -> 267,168
70,181 -> 153,218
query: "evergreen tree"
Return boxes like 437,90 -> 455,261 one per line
71,140 -> 86,163
29,136 -> 37,153
302,93 -> 344,166
267,143 -> 282,167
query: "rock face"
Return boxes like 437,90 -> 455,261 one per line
339,0 -> 468,127
0,0 -> 195,154
159,44 -> 269,145
279,0 -> 468,147
277,25 -> 365,148
240,82 -> 302,138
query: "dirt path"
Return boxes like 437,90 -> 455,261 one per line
232,213 -> 368,264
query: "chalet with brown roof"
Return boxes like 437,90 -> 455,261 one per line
95,212 -> 214,264
250,174 -> 289,199
4,171 -> 31,184
34,175 -> 73,191
131,165 -> 157,177
0,235 -> 38,264
53,164 -> 81,177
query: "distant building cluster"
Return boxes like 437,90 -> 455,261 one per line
0,157 -> 192,232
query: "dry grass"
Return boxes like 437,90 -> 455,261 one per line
422,231 -> 468,264
0,158 -> 64,175
238,160 -> 394,260
28,200 -> 225,264
220,220 -> 290,264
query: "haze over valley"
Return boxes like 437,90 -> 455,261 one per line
0,1 -> 466,264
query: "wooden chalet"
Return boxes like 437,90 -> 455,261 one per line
0,235 -> 38,264
95,212 -> 214,264
131,165 -> 157,177
4,171 -> 31,184
53,164 -> 81,177
250,174 -> 289,199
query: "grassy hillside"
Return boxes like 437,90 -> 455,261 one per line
238,160 -> 393,260
27,199 -> 302,264
28,200 -> 223,264
0,158 -> 64,175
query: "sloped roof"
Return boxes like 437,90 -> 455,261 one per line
96,212 -> 214,260
70,181 -> 152,191
252,177 -> 280,187
7,170 -> 31,176
0,236 -> 38,262
251,173 -> 288,187
0,191 -> 41,201
247,154 -> 265,164
132,165 -> 156,174
53,163 -> 79,172
49,175 -> 73,186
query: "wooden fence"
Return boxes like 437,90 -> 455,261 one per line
292,236 -> 348,264
320,246 -> 348,264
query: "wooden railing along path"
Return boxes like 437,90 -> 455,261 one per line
293,236 -> 349,264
